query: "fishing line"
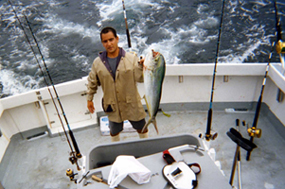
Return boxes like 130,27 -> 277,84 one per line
7,0 -> 82,167
246,0 -> 283,160
204,0 -> 225,141
121,0 -> 131,48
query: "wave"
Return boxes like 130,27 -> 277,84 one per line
0,69 -> 41,97
0,0 -> 284,97
42,16 -> 100,42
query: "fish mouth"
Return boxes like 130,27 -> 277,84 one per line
152,49 -> 160,58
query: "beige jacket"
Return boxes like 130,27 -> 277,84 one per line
87,48 -> 146,122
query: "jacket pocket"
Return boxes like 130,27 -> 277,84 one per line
126,96 -> 132,103
102,98 -> 116,112
126,95 -> 137,108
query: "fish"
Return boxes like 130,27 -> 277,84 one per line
142,50 -> 166,134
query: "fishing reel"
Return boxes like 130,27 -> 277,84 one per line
69,153 -> 77,165
66,169 -> 78,183
276,40 -> 285,54
69,151 -> 82,163
241,120 -> 262,138
69,151 -> 82,171
199,130 -> 218,141
247,127 -> 262,138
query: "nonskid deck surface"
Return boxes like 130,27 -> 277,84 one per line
1,110 -> 285,189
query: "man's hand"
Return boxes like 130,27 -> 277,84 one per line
139,56 -> 145,65
87,100 -> 95,114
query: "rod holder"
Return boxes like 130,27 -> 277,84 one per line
223,75 -> 229,82
277,88 -> 284,102
178,76 -> 183,83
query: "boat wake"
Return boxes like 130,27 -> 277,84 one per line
0,0 -> 284,97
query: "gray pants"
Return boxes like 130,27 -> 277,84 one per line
109,119 -> 146,135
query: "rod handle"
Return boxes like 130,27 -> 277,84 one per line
92,175 -> 103,182
126,28 -> 131,48
205,108 -> 212,140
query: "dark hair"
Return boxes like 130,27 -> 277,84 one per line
100,27 -> 117,41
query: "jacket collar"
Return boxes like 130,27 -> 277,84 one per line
98,48 -> 126,80
99,47 -> 126,62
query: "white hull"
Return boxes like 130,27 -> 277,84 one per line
0,63 -> 285,162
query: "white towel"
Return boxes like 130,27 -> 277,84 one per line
108,155 -> 151,188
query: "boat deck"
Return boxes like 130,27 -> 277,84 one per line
1,107 -> 285,189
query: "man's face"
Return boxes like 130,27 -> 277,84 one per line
101,31 -> 119,54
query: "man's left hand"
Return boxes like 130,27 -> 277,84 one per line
139,57 -> 145,65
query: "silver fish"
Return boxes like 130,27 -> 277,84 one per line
142,50 -> 166,134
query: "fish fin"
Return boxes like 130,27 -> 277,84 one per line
142,117 -> 159,134
143,95 -> 151,117
142,118 -> 152,133
153,118 -> 159,134
161,109 -> 171,117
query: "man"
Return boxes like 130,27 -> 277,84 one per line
86,27 -> 148,142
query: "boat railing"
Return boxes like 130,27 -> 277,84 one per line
1,63 -> 285,163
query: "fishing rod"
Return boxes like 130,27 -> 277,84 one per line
274,1 -> 282,43
8,0 -> 82,167
275,0 -> 285,102
204,0 -> 225,141
245,44 -> 273,161
121,0 -> 131,48
245,0 -> 282,161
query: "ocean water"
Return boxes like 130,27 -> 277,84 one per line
0,0 -> 284,97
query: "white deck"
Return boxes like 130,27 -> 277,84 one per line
1,108 -> 285,188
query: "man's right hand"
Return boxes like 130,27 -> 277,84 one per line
87,100 -> 95,114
